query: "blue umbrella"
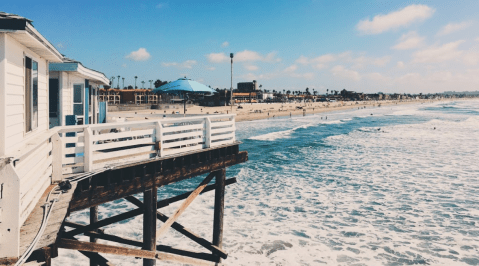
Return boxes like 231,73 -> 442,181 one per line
153,77 -> 217,94
153,77 -> 216,115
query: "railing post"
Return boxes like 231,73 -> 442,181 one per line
0,161 -> 21,258
51,133 -> 63,183
231,115 -> 236,142
154,121 -> 163,157
205,117 -> 211,148
84,127 -> 93,172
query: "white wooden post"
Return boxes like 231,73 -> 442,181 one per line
0,161 -> 21,258
205,117 -> 212,148
231,115 -> 236,142
154,121 -> 163,157
84,127 -> 93,172
51,133 -> 63,183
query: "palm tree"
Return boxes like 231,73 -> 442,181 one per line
122,77 -> 125,89
117,75 -> 120,89
134,76 -> 138,89
326,89 -> 329,95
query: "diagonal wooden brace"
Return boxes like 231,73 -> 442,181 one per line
126,196 -> 228,259
58,238 -> 216,266
155,172 -> 216,240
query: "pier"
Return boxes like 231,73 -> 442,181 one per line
0,114 -> 247,265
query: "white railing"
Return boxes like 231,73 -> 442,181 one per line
56,114 -> 235,175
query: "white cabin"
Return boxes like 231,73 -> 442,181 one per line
49,58 -> 109,127
0,12 -> 63,258
0,12 -> 63,157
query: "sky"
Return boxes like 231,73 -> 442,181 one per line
4,0 -> 479,94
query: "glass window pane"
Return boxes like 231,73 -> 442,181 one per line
32,61 -> 38,129
73,104 -> 83,115
74,85 -> 82,103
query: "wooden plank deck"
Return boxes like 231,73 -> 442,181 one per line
15,181 -> 77,265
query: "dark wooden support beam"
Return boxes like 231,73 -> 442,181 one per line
155,172 -> 216,240
57,239 -> 216,266
143,186 -> 157,266
78,250 -> 116,266
125,194 -> 228,259
63,207 -> 144,238
63,179 -> 236,239
83,231 -> 220,263
69,151 -> 247,212
213,168 -> 226,251
90,206 -> 99,266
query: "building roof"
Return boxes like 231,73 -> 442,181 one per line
49,57 -> 109,85
0,12 -> 63,62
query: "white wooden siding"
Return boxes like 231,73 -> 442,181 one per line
4,35 -> 50,154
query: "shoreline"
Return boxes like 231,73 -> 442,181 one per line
116,99 -> 454,122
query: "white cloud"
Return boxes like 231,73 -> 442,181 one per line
463,51 -> 479,66
476,37 -> 479,42
221,41 -> 229,47
156,3 -> 167,9
311,54 -> 336,64
290,72 -> 314,79
437,21 -> 473,36
236,50 -> 262,62
244,65 -> 259,71
313,64 -> 327,70
122,63 -> 127,68
162,60 -> 197,69
235,50 -> 281,63
392,31 -> 425,50
206,66 -> 216,71
295,55 -> 309,65
126,48 -> 151,61
412,40 -> 465,63
283,64 -> 298,73
393,69 -> 479,93
397,61 -> 405,68
264,52 -> 282,63
206,52 -> 229,63
331,65 -> 361,81
182,60 -> 197,69
242,72 -> 278,81
374,56 -> 391,66
356,4 -> 435,35
56,43 -> 64,49
365,72 -> 391,83
352,55 -> 390,68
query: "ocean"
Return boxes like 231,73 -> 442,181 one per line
56,100 -> 479,265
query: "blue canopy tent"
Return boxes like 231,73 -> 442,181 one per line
153,78 -> 216,115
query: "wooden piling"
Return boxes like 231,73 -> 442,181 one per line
90,206 -> 99,266
212,168 -> 226,251
143,186 -> 157,266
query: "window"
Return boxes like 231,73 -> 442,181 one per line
25,57 -> 38,133
73,84 -> 83,116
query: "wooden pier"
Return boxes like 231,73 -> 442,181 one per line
0,114 -> 247,265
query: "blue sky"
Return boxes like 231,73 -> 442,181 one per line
4,0 -> 479,93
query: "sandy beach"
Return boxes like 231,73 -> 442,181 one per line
113,99 -> 445,122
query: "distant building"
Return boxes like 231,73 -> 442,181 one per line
237,80 -> 258,92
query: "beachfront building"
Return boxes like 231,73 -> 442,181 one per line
0,12 -> 63,157
99,88 -> 121,105
237,80 -> 258,92
0,11 -> 63,257
49,58 -> 109,127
